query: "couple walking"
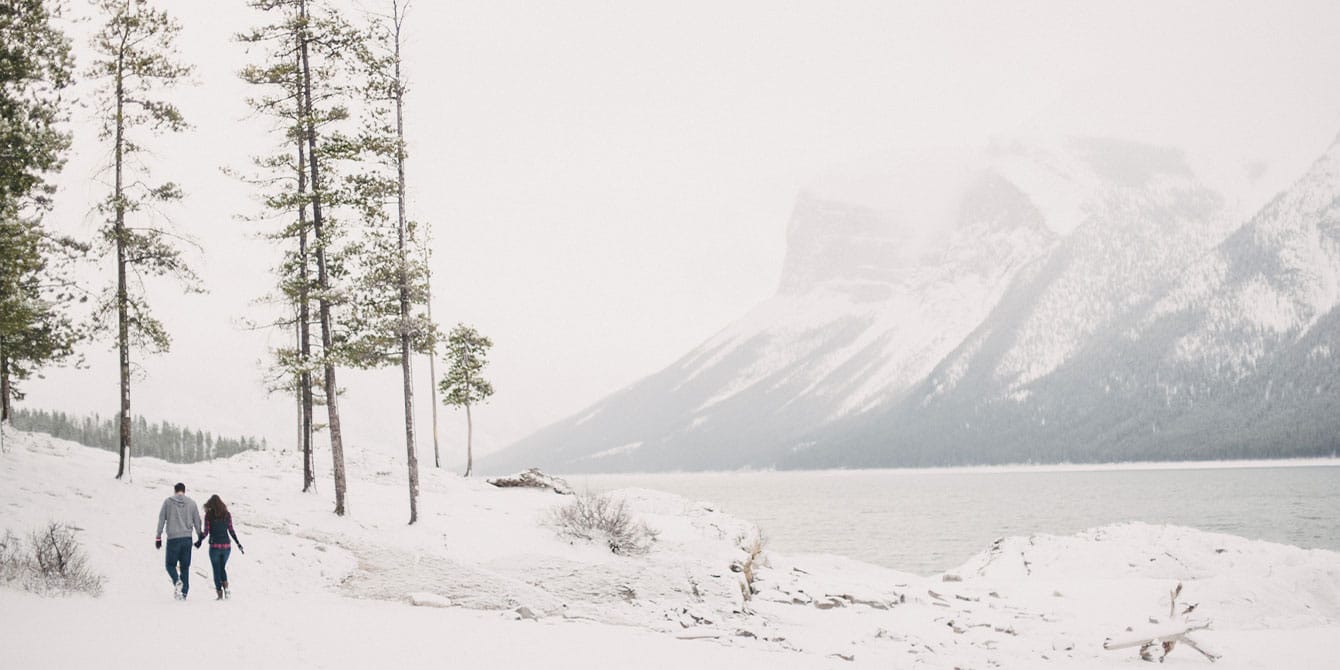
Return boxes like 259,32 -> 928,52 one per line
155,482 -> 244,601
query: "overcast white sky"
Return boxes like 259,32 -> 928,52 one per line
22,0 -> 1340,469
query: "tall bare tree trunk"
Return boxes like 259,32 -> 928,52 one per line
294,308 -> 302,458
464,402 -> 473,477
295,98 -> 315,494
0,355 -> 11,423
298,0 -> 346,515
0,344 -> 8,453
425,254 -> 440,468
391,1 -> 418,524
113,35 -> 131,481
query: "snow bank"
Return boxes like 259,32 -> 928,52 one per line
1,426 -> 1337,668
955,523 -> 1340,630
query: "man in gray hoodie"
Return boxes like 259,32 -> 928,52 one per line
156,482 -> 203,600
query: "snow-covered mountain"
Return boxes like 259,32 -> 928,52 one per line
487,135 -> 1340,473
825,133 -> 1340,467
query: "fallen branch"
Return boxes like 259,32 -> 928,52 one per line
1102,582 -> 1219,663
1102,619 -> 1210,650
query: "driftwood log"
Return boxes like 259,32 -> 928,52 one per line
486,468 -> 574,495
1103,582 -> 1221,663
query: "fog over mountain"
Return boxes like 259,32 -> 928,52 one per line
486,134 -> 1340,473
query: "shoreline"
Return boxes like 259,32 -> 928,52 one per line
560,455 -> 1340,478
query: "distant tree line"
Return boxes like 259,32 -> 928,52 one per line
10,408 -> 263,463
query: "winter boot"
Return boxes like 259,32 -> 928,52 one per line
173,579 -> 184,601
222,580 -> 230,599
216,588 -> 224,600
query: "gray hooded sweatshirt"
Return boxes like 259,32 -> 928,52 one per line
156,494 -> 203,540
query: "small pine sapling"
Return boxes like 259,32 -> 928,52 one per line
438,324 -> 493,477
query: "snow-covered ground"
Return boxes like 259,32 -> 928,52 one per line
2,426 -> 1337,668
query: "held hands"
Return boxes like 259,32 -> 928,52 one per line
194,538 -> 203,549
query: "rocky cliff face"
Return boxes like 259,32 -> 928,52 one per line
486,135 -> 1340,473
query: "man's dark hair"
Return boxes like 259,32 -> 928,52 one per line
174,482 -> 186,493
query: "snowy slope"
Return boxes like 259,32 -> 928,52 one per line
489,136 -> 1250,472
2,427 -> 1338,668
938,138 -> 1233,398
1145,132 -> 1340,375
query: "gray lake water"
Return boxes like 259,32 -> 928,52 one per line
573,464 -> 1340,575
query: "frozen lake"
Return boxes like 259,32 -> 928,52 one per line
573,461 -> 1340,575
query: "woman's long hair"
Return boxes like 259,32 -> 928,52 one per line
203,494 -> 229,522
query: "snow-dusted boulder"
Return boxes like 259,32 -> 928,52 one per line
408,592 -> 452,608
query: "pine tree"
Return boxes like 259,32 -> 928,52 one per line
1,0 -> 72,207
298,0 -> 353,515
0,0 -> 83,423
439,324 -> 493,477
236,5 -> 326,494
240,0 -> 363,514
340,0 -> 437,522
385,0 -> 424,525
89,0 -> 199,480
0,211 -> 84,421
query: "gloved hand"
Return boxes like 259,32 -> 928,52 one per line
194,539 -> 202,549
237,544 -> 245,554
155,538 -> 162,549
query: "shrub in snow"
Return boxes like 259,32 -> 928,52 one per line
549,493 -> 658,556
0,523 -> 105,597
733,531 -> 768,601
0,530 -> 21,582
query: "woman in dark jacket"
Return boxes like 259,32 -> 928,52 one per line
196,495 -> 244,600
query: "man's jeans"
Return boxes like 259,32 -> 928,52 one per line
164,537 -> 192,595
